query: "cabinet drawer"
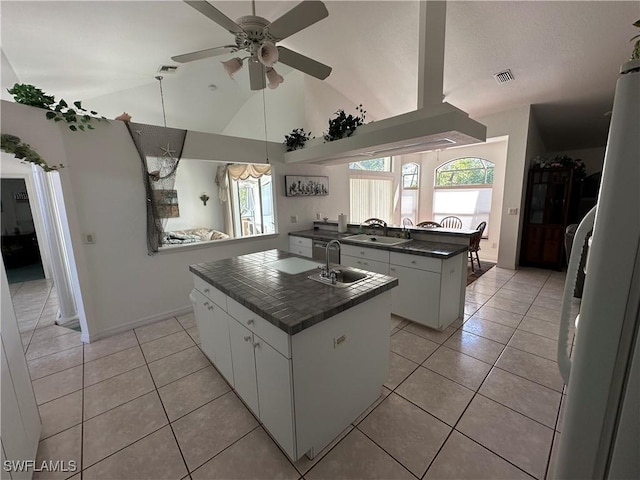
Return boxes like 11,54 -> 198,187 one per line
341,255 -> 389,276
193,275 -> 227,310
390,252 -> 441,273
289,245 -> 313,258
227,296 -> 291,358
289,236 -> 312,249
341,244 -> 390,263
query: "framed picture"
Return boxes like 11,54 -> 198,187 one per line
153,189 -> 180,218
285,175 -> 329,197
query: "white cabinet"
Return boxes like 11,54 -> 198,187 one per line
389,252 -> 463,330
341,245 -> 390,275
289,236 -> 313,258
192,274 -> 390,462
227,319 -> 260,416
190,289 -> 234,386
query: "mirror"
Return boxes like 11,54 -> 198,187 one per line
145,158 -> 276,247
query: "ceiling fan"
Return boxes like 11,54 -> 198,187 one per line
172,0 -> 332,90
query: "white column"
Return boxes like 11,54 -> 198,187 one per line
417,0 -> 447,109
31,165 -> 78,326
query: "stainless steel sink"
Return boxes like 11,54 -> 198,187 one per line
344,234 -> 412,246
308,269 -> 369,288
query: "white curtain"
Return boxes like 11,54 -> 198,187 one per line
350,177 -> 394,224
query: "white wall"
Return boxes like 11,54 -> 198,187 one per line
1,49 -> 20,101
476,105 -> 533,270
1,100 -> 348,341
158,160 -> 226,233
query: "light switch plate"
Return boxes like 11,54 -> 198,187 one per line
507,207 -> 519,215
82,233 -> 96,244
290,215 -> 298,223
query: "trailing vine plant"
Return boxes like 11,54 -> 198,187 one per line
323,104 -> 366,142
1,134 -> 61,171
7,83 -> 106,132
283,128 -> 312,151
631,19 -> 640,60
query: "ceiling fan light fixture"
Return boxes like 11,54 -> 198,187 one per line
221,57 -> 244,77
266,67 -> 284,89
257,41 -> 279,67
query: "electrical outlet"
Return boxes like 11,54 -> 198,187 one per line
290,215 -> 298,223
507,207 -> 519,215
82,233 -> 96,244
333,334 -> 346,348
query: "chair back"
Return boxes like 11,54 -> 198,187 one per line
362,218 -> 387,227
417,221 -> 441,228
470,221 -> 487,252
402,217 -> 414,226
440,216 -> 463,229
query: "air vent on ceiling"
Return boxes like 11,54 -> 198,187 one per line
158,65 -> 178,74
493,69 -> 515,84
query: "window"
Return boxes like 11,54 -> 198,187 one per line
401,162 -> 419,225
433,157 -> 494,233
349,157 -> 393,224
228,164 -> 275,237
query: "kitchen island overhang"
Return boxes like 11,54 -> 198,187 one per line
189,249 -> 397,461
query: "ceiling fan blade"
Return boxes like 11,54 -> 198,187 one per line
184,1 -> 244,34
277,46 -> 332,80
248,60 -> 266,91
171,45 -> 237,63
266,1 -> 328,41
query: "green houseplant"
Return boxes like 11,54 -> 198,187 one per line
7,83 -> 105,131
631,19 -> 640,60
1,134 -> 61,171
323,104 -> 366,142
284,128 -> 312,151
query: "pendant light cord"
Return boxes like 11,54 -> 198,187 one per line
262,86 -> 269,164
155,75 -> 167,128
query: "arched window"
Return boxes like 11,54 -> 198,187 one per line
401,162 -> 420,224
433,157 -> 494,233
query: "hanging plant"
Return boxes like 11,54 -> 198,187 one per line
532,154 -> 586,179
1,133 -> 62,172
7,83 -> 106,132
631,19 -> 640,60
323,104 -> 366,142
283,128 -> 312,151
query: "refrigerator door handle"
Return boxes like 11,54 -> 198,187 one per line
558,206 -> 597,384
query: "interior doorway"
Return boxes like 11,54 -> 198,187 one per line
1,178 -> 45,284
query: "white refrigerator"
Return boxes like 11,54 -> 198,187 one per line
554,59 -> 640,478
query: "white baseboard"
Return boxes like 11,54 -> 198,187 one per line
81,304 -> 194,343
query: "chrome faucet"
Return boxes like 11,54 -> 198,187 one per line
320,240 -> 341,284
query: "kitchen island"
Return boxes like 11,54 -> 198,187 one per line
189,249 -> 397,461
290,224 -> 470,330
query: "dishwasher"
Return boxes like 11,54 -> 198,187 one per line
312,240 -> 340,264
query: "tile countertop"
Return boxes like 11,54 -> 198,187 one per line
190,249 -> 398,336
289,229 -> 469,259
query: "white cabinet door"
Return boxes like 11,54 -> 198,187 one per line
190,289 -> 216,363
254,341 -> 296,459
210,305 -> 235,386
228,319 -> 260,416
389,264 -> 441,329
341,255 -> 389,275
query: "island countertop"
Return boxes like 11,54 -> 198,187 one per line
190,249 -> 398,335
289,229 -> 469,258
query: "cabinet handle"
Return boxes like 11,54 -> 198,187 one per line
356,260 -> 362,264
207,305 -> 213,311
360,251 -> 365,255
244,335 -> 252,342
247,319 -> 255,325
411,260 -> 416,264
203,301 -> 209,307
390,267 -> 396,271
363,262 -> 368,266
204,288 -> 210,293
253,341 -> 260,349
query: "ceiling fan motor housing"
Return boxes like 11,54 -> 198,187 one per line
235,16 -> 273,52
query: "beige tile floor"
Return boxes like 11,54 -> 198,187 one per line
11,266 -> 579,480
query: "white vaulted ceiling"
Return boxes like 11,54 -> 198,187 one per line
1,1 -> 638,151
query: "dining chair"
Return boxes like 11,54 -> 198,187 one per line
440,216 -> 463,229
416,221 -> 441,228
469,221 -> 487,272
